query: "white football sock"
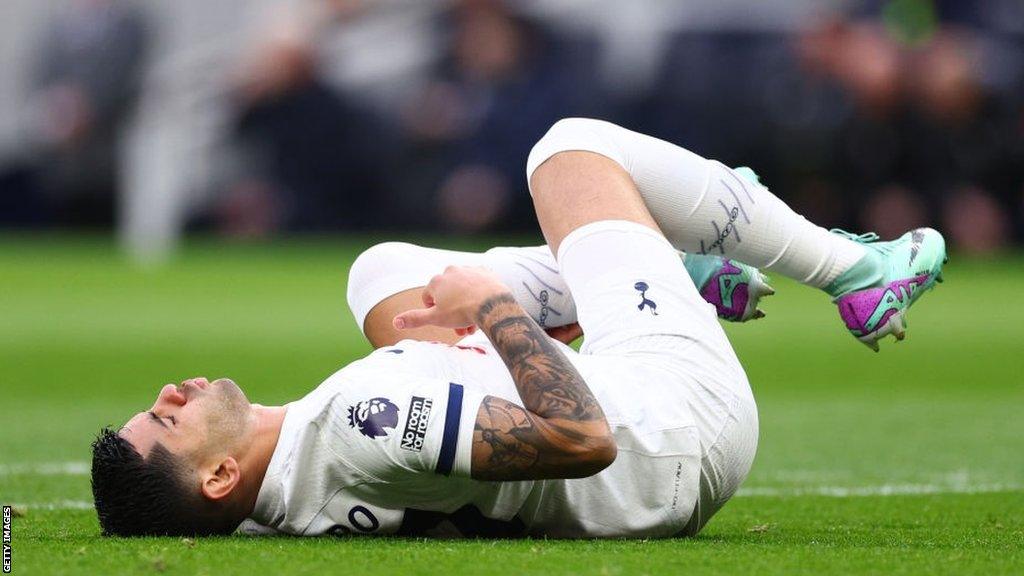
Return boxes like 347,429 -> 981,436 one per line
526,118 -> 867,289
347,242 -> 577,332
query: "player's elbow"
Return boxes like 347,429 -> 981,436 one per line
567,432 -> 618,478
588,434 -> 618,474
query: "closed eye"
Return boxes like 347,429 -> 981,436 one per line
147,410 -> 169,429
147,411 -> 176,428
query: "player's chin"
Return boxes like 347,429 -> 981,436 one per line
211,377 -> 249,404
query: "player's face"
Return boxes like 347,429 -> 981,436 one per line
120,377 -> 252,460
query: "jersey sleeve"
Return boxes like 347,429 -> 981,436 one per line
338,375 -> 486,479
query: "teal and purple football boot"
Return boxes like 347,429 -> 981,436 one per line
825,228 -> 947,351
679,164 -> 776,323
684,254 -> 775,322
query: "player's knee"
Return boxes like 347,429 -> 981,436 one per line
346,242 -> 416,315
544,117 -> 599,138
527,118 -> 622,195
547,117 -> 609,138
529,119 -> 596,167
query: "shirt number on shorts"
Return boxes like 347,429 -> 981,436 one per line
327,505 -> 380,535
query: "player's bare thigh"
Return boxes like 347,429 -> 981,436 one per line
366,151 -> 661,348
529,151 -> 663,254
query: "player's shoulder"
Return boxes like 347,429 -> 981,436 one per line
320,347 -> 440,391
236,518 -> 282,536
336,337 -> 492,378
306,350 -> 455,428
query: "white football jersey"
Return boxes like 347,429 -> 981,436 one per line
242,333 -> 709,538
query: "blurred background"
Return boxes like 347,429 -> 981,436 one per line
4,4 -> 1023,567
1,0 -> 1023,260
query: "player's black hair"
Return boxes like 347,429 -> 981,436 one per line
90,427 -> 237,537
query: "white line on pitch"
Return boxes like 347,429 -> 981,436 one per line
4,462 -> 1022,502
7,500 -> 94,511
7,484 -> 1022,512
0,462 -> 89,476
736,483 -> 1023,497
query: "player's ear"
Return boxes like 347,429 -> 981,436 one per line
200,457 -> 241,501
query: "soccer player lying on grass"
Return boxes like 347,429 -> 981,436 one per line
91,119 -> 947,538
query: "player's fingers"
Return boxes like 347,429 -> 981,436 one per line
393,307 -> 440,330
545,323 -> 583,344
421,287 -> 435,308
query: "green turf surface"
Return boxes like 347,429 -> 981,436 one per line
2,235 -> 1022,575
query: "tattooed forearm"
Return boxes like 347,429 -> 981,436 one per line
475,294 -> 605,422
475,399 -> 541,476
471,293 -> 614,480
472,396 -> 611,480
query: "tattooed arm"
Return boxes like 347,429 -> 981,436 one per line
470,294 -> 615,480
393,266 -> 616,481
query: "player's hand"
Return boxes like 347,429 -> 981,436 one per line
545,323 -> 583,344
393,266 -> 511,331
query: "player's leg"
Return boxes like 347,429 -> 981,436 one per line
528,150 -> 729,352
529,118 -> 866,285
350,242 -> 772,348
528,118 -> 947,350
349,243 -> 576,347
351,153 -> 719,352
529,149 -> 756,537
527,149 -> 748,388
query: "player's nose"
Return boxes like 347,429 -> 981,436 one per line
154,383 -> 187,408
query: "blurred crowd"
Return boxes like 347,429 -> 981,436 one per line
1,0 -> 1023,253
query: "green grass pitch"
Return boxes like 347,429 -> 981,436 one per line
2,235 -> 1022,575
